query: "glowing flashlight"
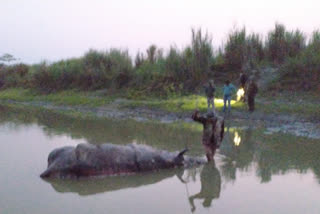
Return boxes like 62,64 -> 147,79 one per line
237,88 -> 245,101
234,131 -> 241,146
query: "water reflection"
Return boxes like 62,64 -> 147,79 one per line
43,162 -> 222,213
0,104 -> 203,155
188,162 -> 221,212
44,168 -> 184,196
220,123 -> 320,184
219,126 -> 255,182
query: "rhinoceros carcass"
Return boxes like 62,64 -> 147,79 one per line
40,143 -> 206,179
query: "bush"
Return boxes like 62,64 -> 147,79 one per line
277,42 -> 320,91
0,64 -> 29,88
29,49 -> 133,92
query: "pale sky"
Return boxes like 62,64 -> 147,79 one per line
1,0 -> 320,64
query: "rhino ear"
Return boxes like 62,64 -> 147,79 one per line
175,148 -> 189,163
40,167 -> 53,178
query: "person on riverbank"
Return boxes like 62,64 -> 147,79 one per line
204,80 -> 216,114
191,110 -> 224,162
223,80 -> 236,113
246,78 -> 258,112
239,72 -> 248,89
239,72 -> 248,102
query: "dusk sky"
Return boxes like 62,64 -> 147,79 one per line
2,0 -> 320,64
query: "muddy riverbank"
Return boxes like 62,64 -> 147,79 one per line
1,99 -> 320,139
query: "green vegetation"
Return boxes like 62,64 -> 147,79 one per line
271,30 -> 320,91
122,95 -> 245,113
1,24 -> 319,97
0,88 -> 113,107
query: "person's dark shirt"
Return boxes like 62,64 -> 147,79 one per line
240,74 -> 248,86
247,81 -> 258,97
204,85 -> 215,98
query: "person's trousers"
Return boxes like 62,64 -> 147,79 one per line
223,95 -> 231,112
248,96 -> 255,112
207,97 -> 215,113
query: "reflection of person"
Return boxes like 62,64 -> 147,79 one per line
223,80 -> 236,113
204,80 -> 216,113
192,110 -> 224,162
218,125 -> 237,182
246,78 -> 258,112
188,162 -> 221,212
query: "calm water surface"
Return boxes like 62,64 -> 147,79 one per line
0,105 -> 320,214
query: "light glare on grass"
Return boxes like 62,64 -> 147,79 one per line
215,98 -> 237,105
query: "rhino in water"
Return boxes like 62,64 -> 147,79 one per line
40,143 -> 206,179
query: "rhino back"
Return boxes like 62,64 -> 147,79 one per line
74,143 -> 139,175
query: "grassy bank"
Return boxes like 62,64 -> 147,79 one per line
0,88 -> 113,107
0,88 -> 319,120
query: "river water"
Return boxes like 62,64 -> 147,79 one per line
0,105 -> 320,214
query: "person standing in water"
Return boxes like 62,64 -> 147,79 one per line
204,80 -> 216,114
223,80 -> 236,113
192,110 -> 224,162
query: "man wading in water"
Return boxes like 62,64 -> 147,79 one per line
192,110 -> 224,162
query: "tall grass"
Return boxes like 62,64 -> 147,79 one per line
130,28 -> 214,95
222,27 -> 264,79
265,23 -> 306,64
0,63 -> 29,88
188,28 -> 214,87
28,49 -> 133,93
0,25 -> 319,95
276,30 -> 320,91
224,27 -> 247,74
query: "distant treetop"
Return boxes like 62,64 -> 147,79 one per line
0,54 -> 18,62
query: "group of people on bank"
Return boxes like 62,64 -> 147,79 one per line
192,72 -> 259,162
204,72 -> 258,114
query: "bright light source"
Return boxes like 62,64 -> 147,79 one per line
215,98 -> 237,105
237,88 -> 245,101
234,131 -> 241,146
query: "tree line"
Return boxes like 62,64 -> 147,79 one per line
0,23 -> 319,96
